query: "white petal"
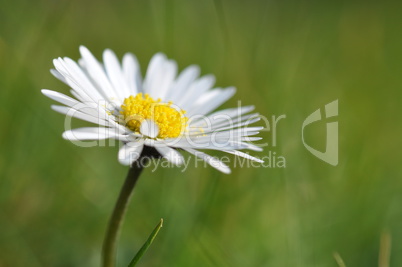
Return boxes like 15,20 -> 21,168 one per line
62,57 -> 105,101
226,141 -> 263,151
178,74 -> 215,110
70,89 -> 87,103
241,137 -> 262,142
194,113 -> 260,130
208,117 -> 261,132
158,137 -> 261,151
155,60 -> 177,100
184,148 -> 231,174
167,65 -> 200,102
103,49 -> 131,99
143,53 -> 166,96
118,140 -> 145,165
50,69 -> 67,83
122,53 -> 141,95
222,150 -> 264,163
189,105 -> 255,127
51,105 -> 126,133
187,129 -> 260,138
171,137 -> 263,150
42,89 -> 79,107
50,103 -> 100,119
62,127 -> 128,141
155,146 -> 184,165
79,46 -> 120,101
53,58 -> 94,103
140,119 -> 159,138
188,126 -> 264,136
43,74 -> 113,120
51,105 -> 110,127
188,87 -> 236,116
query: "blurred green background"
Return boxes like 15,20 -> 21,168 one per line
1,0 -> 402,266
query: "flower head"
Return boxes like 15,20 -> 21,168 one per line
42,46 -> 263,173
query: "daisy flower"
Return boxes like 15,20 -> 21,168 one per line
42,46 -> 263,173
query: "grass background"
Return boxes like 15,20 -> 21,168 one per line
1,0 -> 402,266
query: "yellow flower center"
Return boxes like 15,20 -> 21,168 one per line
120,93 -> 188,139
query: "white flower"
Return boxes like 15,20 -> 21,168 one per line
42,46 -> 263,173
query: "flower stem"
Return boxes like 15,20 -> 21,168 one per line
102,162 -> 145,267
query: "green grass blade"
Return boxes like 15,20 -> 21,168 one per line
128,218 -> 163,267
333,252 -> 346,267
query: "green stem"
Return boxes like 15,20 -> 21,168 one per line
102,162 -> 144,267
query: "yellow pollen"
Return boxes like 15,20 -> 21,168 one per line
120,93 -> 188,139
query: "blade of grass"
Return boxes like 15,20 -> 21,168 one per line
379,231 -> 392,267
128,218 -> 164,267
333,251 -> 346,267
